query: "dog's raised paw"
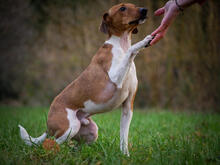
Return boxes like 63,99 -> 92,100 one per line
144,35 -> 154,47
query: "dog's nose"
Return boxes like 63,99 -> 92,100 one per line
139,8 -> 147,16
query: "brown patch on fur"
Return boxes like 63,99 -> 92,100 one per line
131,87 -> 138,111
42,139 -> 60,153
47,44 -> 116,137
53,43 -> 116,109
47,103 -> 69,138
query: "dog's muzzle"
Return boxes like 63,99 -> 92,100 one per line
129,8 -> 148,25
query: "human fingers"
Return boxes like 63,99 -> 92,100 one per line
161,10 -> 177,28
150,33 -> 163,45
150,27 -> 168,45
151,24 -> 166,36
154,7 -> 165,16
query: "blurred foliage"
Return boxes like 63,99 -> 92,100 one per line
0,0 -> 219,111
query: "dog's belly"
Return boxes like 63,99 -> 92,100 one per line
82,87 -> 129,115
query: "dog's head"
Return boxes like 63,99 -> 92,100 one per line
100,3 -> 147,36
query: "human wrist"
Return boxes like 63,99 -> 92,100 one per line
170,0 -> 181,14
175,0 -> 184,11
176,0 -> 197,9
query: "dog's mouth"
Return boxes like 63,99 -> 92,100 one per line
129,8 -> 148,25
129,16 -> 147,25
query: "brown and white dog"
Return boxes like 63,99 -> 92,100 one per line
19,3 -> 153,156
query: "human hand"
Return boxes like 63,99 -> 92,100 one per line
151,0 -> 180,45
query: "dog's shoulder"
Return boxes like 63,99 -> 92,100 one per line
91,43 -> 113,72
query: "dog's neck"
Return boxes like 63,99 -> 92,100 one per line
105,32 -> 131,53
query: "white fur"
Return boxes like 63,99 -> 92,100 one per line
81,118 -> 90,125
119,62 -> 137,156
82,89 -> 128,114
83,99 -> 113,114
120,109 -> 133,156
128,35 -> 153,59
106,35 -> 152,88
56,108 -> 81,144
105,34 -> 152,156
106,35 -> 127,88
139,19 -> 146,24
18,125 -> 47,146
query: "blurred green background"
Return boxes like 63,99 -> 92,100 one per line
0,0 -> 219,112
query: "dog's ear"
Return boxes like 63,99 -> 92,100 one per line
99,13 -> 109,34
132,27 -> 138,34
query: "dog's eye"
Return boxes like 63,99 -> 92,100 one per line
119,7 -> 126,12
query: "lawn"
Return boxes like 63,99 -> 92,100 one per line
0,106 -> 219,165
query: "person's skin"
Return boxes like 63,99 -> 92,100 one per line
151,0 -> 198,45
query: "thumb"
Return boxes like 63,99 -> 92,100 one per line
151,24 -> 164,36
154,7 -> 165,16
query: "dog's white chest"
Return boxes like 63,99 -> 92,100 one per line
106,36 -> 130,88
108,45 -> 125,87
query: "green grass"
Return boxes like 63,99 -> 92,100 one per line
0,107 -> 219,165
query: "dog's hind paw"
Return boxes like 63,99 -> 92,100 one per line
81,118 -> 90,125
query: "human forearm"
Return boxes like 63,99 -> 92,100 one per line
150,0 -> 205,45
177,0 -> 198,9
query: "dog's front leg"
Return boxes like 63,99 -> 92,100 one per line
120,97 -> 133,156
109,35 -> 153,88
128,35 -> 153,60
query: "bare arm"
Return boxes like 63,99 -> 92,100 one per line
150,0 -> 201,45
178,0 -> 201,8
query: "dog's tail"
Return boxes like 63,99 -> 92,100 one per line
18,125 -> 47,146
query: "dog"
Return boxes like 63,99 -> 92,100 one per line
19,3 -> 153,156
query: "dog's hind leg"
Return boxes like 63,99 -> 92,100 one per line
55,108 -> 81,144
73,117 -> 98,144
